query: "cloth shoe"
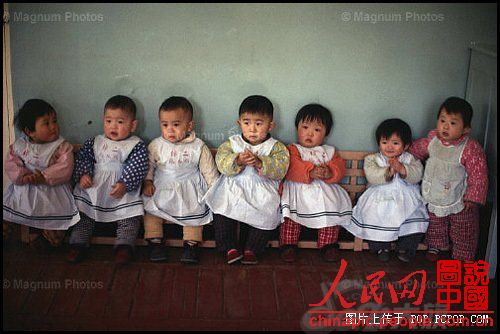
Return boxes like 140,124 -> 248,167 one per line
149,241 -> 167,262
320,243 -> 341,263
396,249 -> 411,263
425,248 -> 440,262
115,245 -> 133,264
66,244 -> 88,264
280,245 -> 297,263
226,248 -> 243,264
180,241 -> 199,264
241,250 -> 258,265
377,249 -> 391,262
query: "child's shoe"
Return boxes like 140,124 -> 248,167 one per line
180,241 -> 199,264
425,248 -> 440,262
376,249 -> 391,262
30,234 -> 52,252
226,248 -> 243,264
320,244 -> 341,262
396,249 -> 411,263
66,244 -> 88,264
280,245 -> 297,263
149,241 -> 167,262
241,250 -> 258,265
115,245 -> 133,264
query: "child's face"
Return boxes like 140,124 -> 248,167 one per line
25,112 -> 60,144
297,119 -> 327,148
159,108 -> 193,143
103,108 -> 137,141
379,133 -> 407,159
237,112 -> 275,145
436,108 -> 470,142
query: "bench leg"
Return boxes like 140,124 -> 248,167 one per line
353,237 -> 364,251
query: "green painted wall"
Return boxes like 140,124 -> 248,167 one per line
9,3 -> 497,151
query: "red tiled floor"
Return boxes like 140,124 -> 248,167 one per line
3,241 -> 497,330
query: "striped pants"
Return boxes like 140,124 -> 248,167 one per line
69,212 -> 141,248
425,206 -> 480,261
213,214 -> 274,254
279,218 -> 340,249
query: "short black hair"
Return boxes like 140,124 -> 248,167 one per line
14,99 -> 56,133
438,97 -> 473,128
104,95 -> 137,119
375,118 -> 412,147
294,104 -> 334,136
159,96 -> 193,121
239,95 -> 273,119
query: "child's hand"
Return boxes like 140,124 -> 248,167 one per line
310,165 -> 332,180
388,157 -> 406,176
245,152 -> 263,169
236,150 -> 252,166
80,174 -> 93,189
110,182 -> 127,199
463,201 -> 477,212
31,170 -> 46,185
22,173 -> 35,184
22,170 -> 46,185
143,180 -> 155,197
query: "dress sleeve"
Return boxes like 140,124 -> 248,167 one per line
285,144 -> 314,183
323,151 -> 346,184
215,140 -> 243,176
403,154 -> 424,184
42,141 -> 75,186
118,141 -> 149,192
199,144 -> 220,187
258,141 -> 290,180
363,154 -> 388,185
5,144 -> 32,184
73,137 -> 96,184
461,139 -> 488,205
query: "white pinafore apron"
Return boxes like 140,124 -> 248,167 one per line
204,134 -> 281,230
421,136 -> 468,217
73,135 -> 144,222
143,137 -> 212,226
345,152 -> 429,242
3,136 -> 80,229
281,144 -> 352,228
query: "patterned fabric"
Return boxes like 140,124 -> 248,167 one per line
69,212 -> 141,247
215,137 -> 290,180
279,217 -> 340,248
425,206 -> 480,261
409,130 -> 488,205
73,137 -> 149,192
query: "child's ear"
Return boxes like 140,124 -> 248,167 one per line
188,120 -> 194,132
131,119 -> 138,133
269,121 -> 275,132
463,127 -> 471,135
23,127 -> 33,138
404,144 -> 410,151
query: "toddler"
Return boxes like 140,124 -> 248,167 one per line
204,95 -> 290,264
3,99 -> 79,249
68,95 -> 148,264
142,96 -> 219,264
280,104 -> 352,262
409,97 -> 488,261
345,118 -> 428,263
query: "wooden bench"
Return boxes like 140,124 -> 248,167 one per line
19,147 -> 428,251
